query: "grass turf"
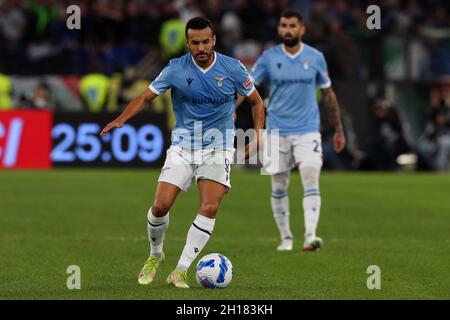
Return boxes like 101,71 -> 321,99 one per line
0,169 -> 449,299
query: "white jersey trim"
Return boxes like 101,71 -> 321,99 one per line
281,42 -> 304,59
191,52 -> 217,74
245,85 -> 256,97
149,84 -> 161,95
319,80 -> 332,89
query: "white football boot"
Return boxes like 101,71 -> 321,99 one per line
277,237 -> 293,251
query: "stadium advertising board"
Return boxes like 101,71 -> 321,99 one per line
0,110 -> 52,169
0,110 -> 168,169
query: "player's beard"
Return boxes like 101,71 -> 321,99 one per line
196,51 -> 212,62
283,36 -> 300,47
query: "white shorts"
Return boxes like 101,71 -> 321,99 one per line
261,132 -> 323,175
158,146 -> 235,191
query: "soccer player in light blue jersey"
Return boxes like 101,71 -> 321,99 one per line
250,10 -> 346,252
101,17 -> 265,288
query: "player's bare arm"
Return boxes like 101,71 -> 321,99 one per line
236,93 -> 245,108
321,87 -> 346,153
233,94 -> 245,122
244,89 -> 265,159
100,88 -> 157,136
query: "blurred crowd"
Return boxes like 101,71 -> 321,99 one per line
0,0 -> 449,78
320,81 -> 450,172
416,82 -> 450,171
1,0 -> 450,171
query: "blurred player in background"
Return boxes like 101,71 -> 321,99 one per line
250,10 -> 346,252
100,17 -> 264,288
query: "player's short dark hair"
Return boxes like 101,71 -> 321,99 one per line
185,17 -> 214,38
280,9 -> 304,23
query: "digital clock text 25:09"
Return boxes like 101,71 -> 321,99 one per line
51,123 -> 164,163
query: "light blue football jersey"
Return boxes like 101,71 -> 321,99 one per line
149,52 -> 255,150
251,43 -> 331,136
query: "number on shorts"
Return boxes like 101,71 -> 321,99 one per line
313,140 -> 320,153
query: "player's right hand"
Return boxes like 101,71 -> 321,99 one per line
244,137 -> 260,160
100,119 -> 124,136
333,130 -> 346,153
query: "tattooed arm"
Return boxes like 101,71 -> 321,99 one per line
321,87 -> 346,153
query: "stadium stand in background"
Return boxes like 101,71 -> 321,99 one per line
0,0 -> 450,171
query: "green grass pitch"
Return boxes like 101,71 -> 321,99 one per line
1,169 -> 449,299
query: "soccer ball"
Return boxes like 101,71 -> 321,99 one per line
195,253 -> 233,289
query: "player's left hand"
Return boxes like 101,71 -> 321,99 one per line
100,119 -> 124,136
333,130 -> 346,153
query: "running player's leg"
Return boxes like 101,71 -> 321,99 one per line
149,146 -> 194,257
168,179 -> 227,288
139,182 -> 181,285
139,146 -> 194,285
168,149 -> 231,288
148,182 -> 182,257
271,171 -> 294,251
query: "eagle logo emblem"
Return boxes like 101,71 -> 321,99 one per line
301,60 -> 310,70
213,76 -> 227,88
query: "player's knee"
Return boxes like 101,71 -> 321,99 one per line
151,202 -> 171,217
271,172 -> 290,192
200,201 -> 220,217
299,164 -> 321,189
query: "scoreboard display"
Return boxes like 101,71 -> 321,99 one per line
0,110 -> 169,169
52,113 -> 168,167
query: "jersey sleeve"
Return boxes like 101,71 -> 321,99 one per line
250,52 -> 268,86
149,62 -> 173,95
234,61 -> 255,97
316,53 -> 331,89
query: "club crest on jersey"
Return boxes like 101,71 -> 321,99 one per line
213,76 -> 227,88
301,60 -> 310,70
